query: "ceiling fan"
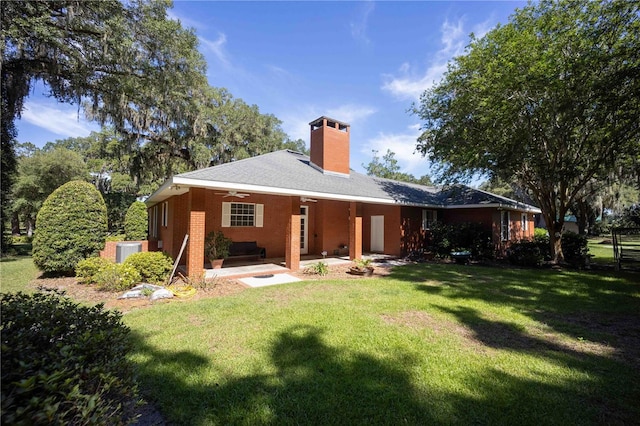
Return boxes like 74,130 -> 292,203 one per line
215,190 -> 250,198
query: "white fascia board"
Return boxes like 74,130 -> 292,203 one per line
145,178 -> 174,207
443,203 -> 542,213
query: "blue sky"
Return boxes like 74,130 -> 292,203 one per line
16,1 -> 525,178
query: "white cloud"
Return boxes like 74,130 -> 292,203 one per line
167,10 -> 206,31
350,1 -> 375,45
21,101 -> 96,137
326,104 -> 376,125
280,104 -> 376,144
362,124 -> 429,175
199,33 -> 231,67
381,18 -> 470,100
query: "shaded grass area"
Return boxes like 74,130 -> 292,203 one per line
0,255 -> 38,293
125,264 -> 640,425
588,238 -> 616,265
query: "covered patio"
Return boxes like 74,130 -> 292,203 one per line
202,253 -> 397,280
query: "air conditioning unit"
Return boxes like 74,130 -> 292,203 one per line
116,242 -> 142,263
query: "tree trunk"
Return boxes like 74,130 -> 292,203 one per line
544,213 -> 564,264
576,204 -> 588,235
11,212 -> 20,235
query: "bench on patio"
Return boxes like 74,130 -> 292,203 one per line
612,227 -> 640,270
228,241 -> 266,262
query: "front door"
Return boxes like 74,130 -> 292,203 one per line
371,215 -> 384,252
300,206 -> 309,255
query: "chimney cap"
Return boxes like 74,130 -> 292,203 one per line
309,116 -> 350,130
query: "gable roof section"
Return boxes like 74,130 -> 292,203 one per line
147,150 -> 540,213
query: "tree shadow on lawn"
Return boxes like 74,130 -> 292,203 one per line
392,263 -> 640,362
129,322 -> 638,425
430,304 -> 640,424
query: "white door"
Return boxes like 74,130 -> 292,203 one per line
300,206 -> 309,255
371,215 -> 384,253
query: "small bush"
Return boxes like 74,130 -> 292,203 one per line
1,291 -> 138,425
427,222 -> 494,259
304,261 -> 329,276
32,180 -> 108,274
75,257 -> 114,284
124,201 -> 148,241
105,234 -> 126,242
11,235 -> 33,244
561,231 -> 589,268
507,239 -> 543,267
94,263 -> 141,291
533,230 -> 552,261
123,251 -> 173,284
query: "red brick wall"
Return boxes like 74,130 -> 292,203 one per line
314,200 -> 350,255
310,120 -> 350,175
400,206 -> 430,255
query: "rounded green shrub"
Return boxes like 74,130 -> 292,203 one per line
94,263 -> 141,291
124,201 -> 148,241
32,180 -> 107,275
561,231 -> 589,268
75,256 -> 114,284
507,239 -> 543,267
1,291 -> 138,425
123,251 -> 173,284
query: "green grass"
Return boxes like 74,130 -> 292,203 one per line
587,238 -> 616,265
0,254 -> 38,293
124,264 -> 640,425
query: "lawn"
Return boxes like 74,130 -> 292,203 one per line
587,237 -> 616,265
124,264 -> 640,425
0,254 -> 38,293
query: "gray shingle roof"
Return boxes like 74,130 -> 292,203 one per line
150,150 -> 540,212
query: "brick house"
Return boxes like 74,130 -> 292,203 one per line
146,116 -> 540,278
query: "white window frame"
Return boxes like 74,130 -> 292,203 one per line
521,213 -> 528,234
421,209 -> 437,230
150,205 -> 158,238
501,210 -> 511,241
222,202 -> 264,228
161,201 -> 168,227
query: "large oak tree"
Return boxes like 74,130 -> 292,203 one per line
1,0 -> 209,250
413,0 -> 640,262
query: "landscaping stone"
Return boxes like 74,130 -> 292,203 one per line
150,288 -> 174,301
119,283 -> 166,299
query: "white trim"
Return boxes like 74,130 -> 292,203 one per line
421,209 -> 437,230
161,201 -> 168,227
501,210 -> 511,241
300,205 -> 309,255
222,201 -> 263,227
146,177 -> 541,214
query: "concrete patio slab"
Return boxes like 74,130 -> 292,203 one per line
239,273 -> 302,287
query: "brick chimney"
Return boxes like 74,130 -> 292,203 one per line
309,116 -> 350,176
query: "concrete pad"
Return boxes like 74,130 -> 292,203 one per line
239,273 -> 302,288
